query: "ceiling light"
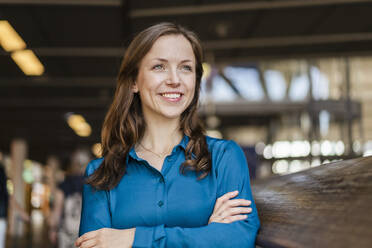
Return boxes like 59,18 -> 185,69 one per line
334,141 -> 345,156
67,114 -> 86,130
66,114 -> 91,137
0,20 -> 26,52
263,145 -> 273,159
272,141 -> 291,158
11,50 -> 44,76
75,122 -> 92,137
202,63 -> 211,80
92,143 -> 102,158
320,140 -> 333,156
272,160 -> 288,174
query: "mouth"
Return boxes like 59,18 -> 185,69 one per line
159,92 -> 184,102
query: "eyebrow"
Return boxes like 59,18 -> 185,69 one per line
152,58 -> 193,63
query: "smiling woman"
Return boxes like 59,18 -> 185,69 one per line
76,23 -> 260,248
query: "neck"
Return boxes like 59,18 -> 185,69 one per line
140,113 -> 183,154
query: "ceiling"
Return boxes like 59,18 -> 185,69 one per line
1,0 -> 372,163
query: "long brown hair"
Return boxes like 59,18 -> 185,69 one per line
87,22 -> 211,190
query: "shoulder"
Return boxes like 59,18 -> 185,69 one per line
85,157 -> 104,177
205,135 -> 242,155
205,136 -> 248,174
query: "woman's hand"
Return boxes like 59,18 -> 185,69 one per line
75,228 -> 135,248
208,190 -> 252,224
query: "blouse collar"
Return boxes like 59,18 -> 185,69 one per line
128,134 -> 189,162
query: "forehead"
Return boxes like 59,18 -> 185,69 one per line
143,34 -> 195,62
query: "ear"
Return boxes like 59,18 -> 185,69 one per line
132,83 -> 139,93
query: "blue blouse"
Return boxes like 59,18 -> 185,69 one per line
79,135 -> 260,247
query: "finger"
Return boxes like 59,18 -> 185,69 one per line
214,191 -> 238,211
223,214 -> 248,223
216,199 -> 251,215
216,199 -> 251,216
221,207 -> 252,218
214,191 -> 239,211
79,238 -> 97,248
219,207 -> 252,219
75,231 -> 97,247
226,199 -> 252,208
208,215 -> 223,224
219,199 -> 251,212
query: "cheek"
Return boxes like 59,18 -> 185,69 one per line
187,79 -> 196,97
185,82 -> 197,107
137,79 -> 155,96
137,71 -> 161,89
183,74 -> 196,91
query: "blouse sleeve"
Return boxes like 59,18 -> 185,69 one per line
132,140 -> 260,248
78,159 -> 112,236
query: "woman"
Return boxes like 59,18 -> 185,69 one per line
48,149 -> 89,248
76,22 -> 260,248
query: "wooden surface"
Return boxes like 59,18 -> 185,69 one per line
252,156 -> 372,248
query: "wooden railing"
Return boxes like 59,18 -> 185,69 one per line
252,156 -> 372,248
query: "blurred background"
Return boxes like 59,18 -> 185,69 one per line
1,0 -> 372,247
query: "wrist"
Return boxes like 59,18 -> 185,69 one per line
128,228 -> 136,245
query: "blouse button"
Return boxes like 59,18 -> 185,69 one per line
159,177 -> 164,183
158,201 -> 164,207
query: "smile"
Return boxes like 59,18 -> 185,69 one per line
161,93 -> 181,98
159,92 -> 183,102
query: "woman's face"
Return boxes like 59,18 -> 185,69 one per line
134,34 -> 196,121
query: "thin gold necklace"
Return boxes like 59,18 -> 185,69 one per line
138,143 -> 171,159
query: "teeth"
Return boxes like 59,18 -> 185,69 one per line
161,93 -> 181,99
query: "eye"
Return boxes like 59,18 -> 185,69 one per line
181,65 -> 193,72
152,64 -> 165,70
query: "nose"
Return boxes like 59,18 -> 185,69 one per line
166,68 -> 181,87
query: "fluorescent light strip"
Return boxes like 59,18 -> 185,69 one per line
0,20 -> 26,52
67,114 -> 92,137
11,50 -> 44,76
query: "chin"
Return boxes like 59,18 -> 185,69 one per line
157,104 -> 190,119
158,108 -> 185,119
161,112 -> 183,120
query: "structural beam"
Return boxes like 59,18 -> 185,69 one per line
0,97 -> 360,116
0,47 -> 125,57
204,32 -> 372,50
198,100 -> 361,117
217,68 -> 243,98
0,0 -> 120,6
0,97 -> 111,108
1,0 -> 372,9
0,77 -> 116,87
8,139 -> 27,236
213,50 -> 372,65
257,64 -> 269,100
0,110 -> 105,121
284,71 -> 293,100
130,0 -> 372,17
199,101 -> 306,116
1,32 -> 371,58
33,47 -> 125,57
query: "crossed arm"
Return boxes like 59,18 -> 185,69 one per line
75,191 -> 252,248
76,141 -> 260,248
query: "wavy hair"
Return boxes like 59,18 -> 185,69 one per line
87,22 -> 211,190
